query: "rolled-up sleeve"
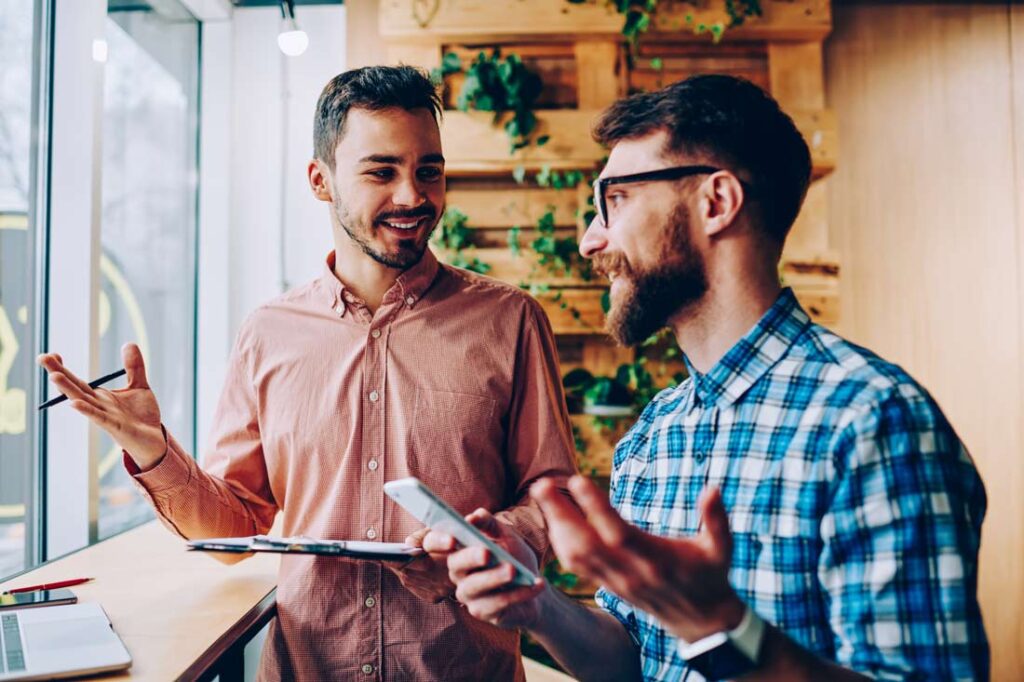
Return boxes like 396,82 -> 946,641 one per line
493,299 -> 579,563
127,319 -> 278,550
820,393 -> 989,681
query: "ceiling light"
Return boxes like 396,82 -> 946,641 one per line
277,0 -> 308,57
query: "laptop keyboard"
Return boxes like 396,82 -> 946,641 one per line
1,612 -> 27,673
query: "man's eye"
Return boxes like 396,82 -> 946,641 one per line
368,169 -> 394,180
608,192 -> 627,205
418,167 -> 442,181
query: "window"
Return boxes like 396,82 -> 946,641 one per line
97,1 -> 200,539
0,0 -> 200,578
0,0 -> 42,578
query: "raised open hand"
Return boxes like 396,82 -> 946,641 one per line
38,343 -> 167,469
531,475 -> 745,644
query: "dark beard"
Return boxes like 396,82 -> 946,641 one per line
334,197 -> 436,270
603,204 -> 708,346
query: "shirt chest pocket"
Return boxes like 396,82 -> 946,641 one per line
408,388 -> 501,492
738,510 -> 828,637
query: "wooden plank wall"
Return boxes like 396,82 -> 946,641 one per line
826,3 -> 1024,677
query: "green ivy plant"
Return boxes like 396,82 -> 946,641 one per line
434,49 -> 547,154
565,0 -> 764,45
432,207 -> 492,275
562,329 -> 687,432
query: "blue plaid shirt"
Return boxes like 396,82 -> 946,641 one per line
596,289 -> 988,681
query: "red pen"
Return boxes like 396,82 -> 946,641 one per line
4,577 -> 94,594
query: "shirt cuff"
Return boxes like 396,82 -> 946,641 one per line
124,426 -> 193,496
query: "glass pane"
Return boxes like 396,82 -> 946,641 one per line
98,1 -> 199,539
0,0 -> 38,578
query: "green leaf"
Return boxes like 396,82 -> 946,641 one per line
441,52 -> 463,75
649,57 -> 663,71
536,165 -> 552,187
536,134 -> 550,147
507,226 -> 521,256
512,165 -> 527,185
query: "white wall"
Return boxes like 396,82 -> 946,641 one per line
196,5 -> 346,453
229,5 -> 347,329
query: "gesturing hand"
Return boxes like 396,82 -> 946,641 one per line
38,343 -> 167,470
531,475 -> 746,644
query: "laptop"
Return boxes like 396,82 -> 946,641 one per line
0,603 -> 131,680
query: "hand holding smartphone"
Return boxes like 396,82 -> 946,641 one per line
383,477 -> 539,587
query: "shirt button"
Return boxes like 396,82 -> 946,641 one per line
368,390 -> 379,402
366,528 -> 377,540
367,459 -> 379,471
365,596 -> 376,608
361,664 -> 374,674
694,451 -> 707,463
370,329 -> 381,339
405,295 -> 415,306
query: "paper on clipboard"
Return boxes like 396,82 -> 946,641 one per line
186,535 -> 423,561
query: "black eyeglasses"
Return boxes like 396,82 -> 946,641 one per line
591,165 -> 731,227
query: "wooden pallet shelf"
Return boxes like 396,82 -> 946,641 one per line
380,0 -> 830,44
441,110 -> 605,175
571,413 -> 625,477
536,288 -> 608,335
446,185 -> 580,228
436,247 -> 598,288
442,108 -> 836,179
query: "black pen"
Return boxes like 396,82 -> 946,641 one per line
37,368 -> 127,410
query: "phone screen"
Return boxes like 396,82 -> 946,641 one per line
0,587 -> 78,610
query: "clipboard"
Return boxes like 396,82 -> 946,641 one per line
186,535 -> 423,562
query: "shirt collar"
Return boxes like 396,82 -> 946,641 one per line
317,249 -> 441,317
684,288 -> 811,409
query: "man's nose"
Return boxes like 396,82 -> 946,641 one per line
392,176 -> 426,207
579,216 -> 608,258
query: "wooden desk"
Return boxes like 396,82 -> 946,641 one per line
0,521 -> 278,681
0,521 -> 575,681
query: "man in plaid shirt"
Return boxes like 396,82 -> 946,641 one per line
429,74 -> 989,681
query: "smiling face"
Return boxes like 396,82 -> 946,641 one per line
580,131 -> 709,346
314,106 -> 446,270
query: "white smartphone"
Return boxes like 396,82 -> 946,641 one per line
383,477 -> 538,587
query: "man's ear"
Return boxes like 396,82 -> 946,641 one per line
308,159 -> 333,203
698,172 -> 745,239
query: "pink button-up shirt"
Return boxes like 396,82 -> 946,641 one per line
128,250 -> 578,680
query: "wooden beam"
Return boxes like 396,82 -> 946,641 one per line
574,41 -> 621,109
650,0 -> 831,43
787,179 -> 829,253
435,247 -> 598,288
768,42 -> 825,110
379,0 -> 831,43
534,288 -> 607,335
441,110 -> 605,174
446,186 -> 579,228
792,109 -> 837,180
441,108 -> 836,179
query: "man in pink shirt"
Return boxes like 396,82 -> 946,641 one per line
38,65 -> 577,680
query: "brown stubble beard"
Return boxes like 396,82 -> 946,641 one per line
593,202 -> 708,347
332,193 -> 439,270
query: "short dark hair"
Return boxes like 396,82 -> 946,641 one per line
593,74 -> 812,245
313,65 -> 442,168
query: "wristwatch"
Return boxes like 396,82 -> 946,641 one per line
677,605 -> 766,681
